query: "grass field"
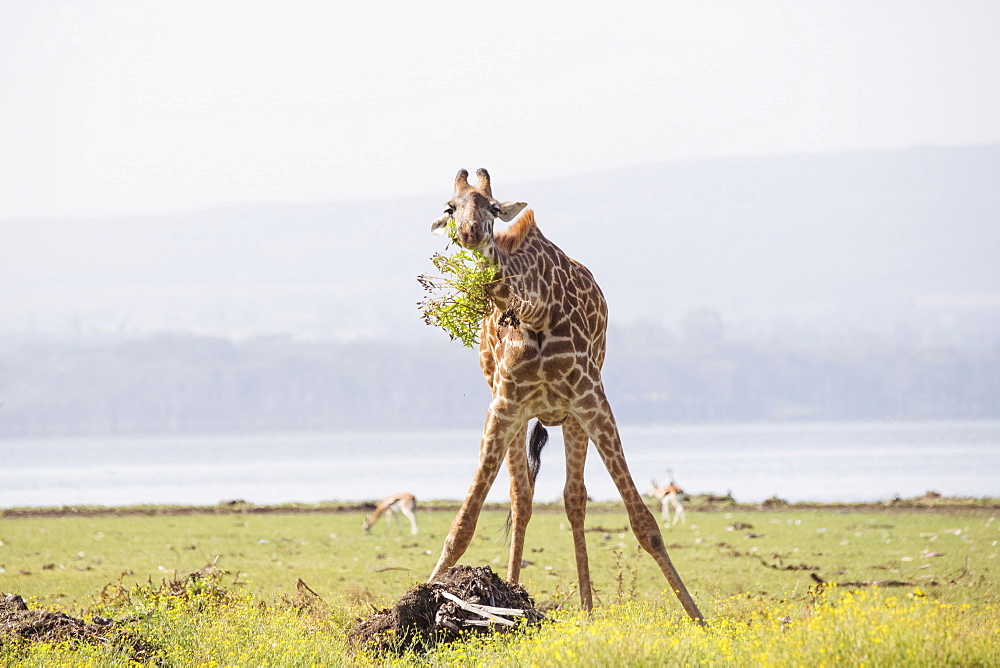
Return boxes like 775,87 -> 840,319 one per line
1,499 -> 998,665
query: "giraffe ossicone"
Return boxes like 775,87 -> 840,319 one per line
426,168 -> 704,622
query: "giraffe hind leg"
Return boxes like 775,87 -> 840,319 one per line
576,399 -> 704,622
504,420 -> 545,541
562,416 -> 594,610
505,421 -> 532,583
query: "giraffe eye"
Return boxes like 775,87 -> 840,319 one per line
488,204 -> 501,217
444,207 -> 454,215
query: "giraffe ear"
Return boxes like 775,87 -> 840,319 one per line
496,201 -> 527,222
430,213 -> 452,235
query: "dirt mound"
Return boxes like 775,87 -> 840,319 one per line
351,565 -> 544,654
0,593 -> 154,660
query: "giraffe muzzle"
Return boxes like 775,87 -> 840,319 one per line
456,223 -> 480,248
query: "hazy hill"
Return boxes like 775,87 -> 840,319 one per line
1,145 -> 998,436
3,145 -> 998,347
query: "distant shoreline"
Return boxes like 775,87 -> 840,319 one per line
3,494 -> 997,519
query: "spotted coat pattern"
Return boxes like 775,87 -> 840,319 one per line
427,169 -> 703,621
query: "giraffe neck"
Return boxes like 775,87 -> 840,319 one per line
476,234 -> 503,269
485,225 -> 549,328
471,235 -> 516,312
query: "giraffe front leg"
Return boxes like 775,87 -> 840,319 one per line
562,417 -> 594,610
428,408 -> 517,582
575,393 -> 705,623
505,421 -> 531,583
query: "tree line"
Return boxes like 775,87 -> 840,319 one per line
0,328 -> 996,438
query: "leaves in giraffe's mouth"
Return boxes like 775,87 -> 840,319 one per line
417,224 -> 499,347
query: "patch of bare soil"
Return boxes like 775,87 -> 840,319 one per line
0,593 -> 155,660
351,565 -> 544,655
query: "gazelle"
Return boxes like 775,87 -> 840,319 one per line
362,492 -> 418,536
651,479 -> 687,527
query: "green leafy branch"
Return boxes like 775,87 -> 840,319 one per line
417,223 -> 500,347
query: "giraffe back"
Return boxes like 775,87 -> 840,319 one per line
478,210 -> 608,421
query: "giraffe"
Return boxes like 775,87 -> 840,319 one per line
426,168 -> 703,621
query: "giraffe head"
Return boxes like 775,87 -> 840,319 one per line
430,168 -> 527,250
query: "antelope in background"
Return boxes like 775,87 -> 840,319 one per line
361,492 -> 418,535
651,471 -> 687,527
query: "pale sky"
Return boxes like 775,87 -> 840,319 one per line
2,0 -> 999,221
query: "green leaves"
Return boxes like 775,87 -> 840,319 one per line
417,223 -> 498,347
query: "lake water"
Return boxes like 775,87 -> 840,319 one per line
1,420 -> 998,508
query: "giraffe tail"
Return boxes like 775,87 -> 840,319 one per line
527,420 -> 548,483
504,421 -> 550,540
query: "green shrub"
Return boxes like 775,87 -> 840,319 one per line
417,220 -> 499,347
